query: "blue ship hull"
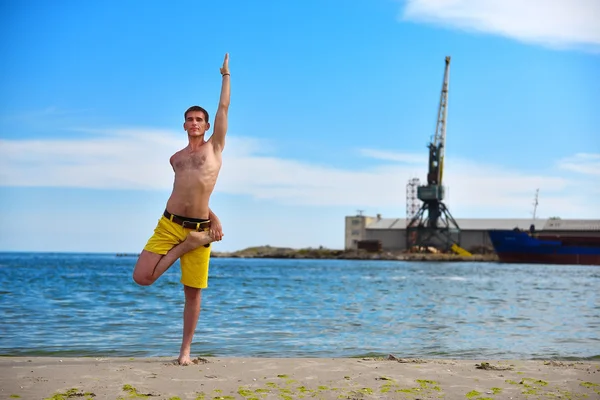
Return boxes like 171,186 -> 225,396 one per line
488,229 -> 600,266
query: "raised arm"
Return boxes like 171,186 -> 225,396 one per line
211,53 -> 230,152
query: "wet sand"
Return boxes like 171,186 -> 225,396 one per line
2,356 -> 599,399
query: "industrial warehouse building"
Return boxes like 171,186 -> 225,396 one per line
344,213 -> 600,253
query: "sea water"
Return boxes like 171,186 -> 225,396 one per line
0,252 -> 598,360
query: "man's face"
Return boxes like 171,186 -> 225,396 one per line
184,111 -> 210,137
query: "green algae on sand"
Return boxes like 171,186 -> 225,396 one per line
44,388 -> 96,400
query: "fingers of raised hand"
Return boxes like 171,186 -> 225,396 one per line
220,53 -> 229,75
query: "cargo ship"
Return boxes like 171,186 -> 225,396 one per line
488,229 -> 600,266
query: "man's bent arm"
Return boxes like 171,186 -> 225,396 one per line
211,53 -> 230,152
208,207 -> 219,222
208,207 -> 224,241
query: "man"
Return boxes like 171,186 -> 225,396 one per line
132,53 -> 231,366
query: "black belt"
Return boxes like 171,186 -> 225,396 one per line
163,210 -> 211,231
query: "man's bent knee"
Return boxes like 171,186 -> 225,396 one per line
133,271 -> 156,286
132,250 -> 163,286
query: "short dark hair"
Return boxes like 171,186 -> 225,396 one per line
184,105 -> 209,122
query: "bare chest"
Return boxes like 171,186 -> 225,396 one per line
173,153 -> 207,170
171,150 -> 220,173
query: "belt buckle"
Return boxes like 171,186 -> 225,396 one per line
182,220 -> 199,231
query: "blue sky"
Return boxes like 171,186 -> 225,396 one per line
1,0 -> 599,253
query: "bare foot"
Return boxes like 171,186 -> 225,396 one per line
185,231 -> 213,248
178,352 -> 192,366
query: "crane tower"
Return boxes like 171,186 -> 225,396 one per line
406,56 -> 462,252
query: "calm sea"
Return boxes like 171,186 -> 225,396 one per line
0,252 -> 598,360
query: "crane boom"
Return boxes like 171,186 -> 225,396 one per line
434,56 -> 451,185
422,56 -> 451,197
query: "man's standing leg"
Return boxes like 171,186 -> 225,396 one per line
179,285 -> 202,365
178,235 -> 212,365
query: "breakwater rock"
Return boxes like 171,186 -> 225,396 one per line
211,246 -> 498,262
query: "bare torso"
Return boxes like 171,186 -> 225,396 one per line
165,141 -> 222,219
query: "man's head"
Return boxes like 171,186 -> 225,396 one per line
183,105 -> 210,137
185,105 -> 209,122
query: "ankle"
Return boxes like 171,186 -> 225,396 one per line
185,231 -> 212,248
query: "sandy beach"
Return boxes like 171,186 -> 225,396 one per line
1,356 -> 598,400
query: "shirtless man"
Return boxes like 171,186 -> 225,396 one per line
132,53 -> 231,365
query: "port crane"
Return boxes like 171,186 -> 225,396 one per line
406,56 -> 470,255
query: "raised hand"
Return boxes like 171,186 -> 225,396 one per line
220,53 -> 230,76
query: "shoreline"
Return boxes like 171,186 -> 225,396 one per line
117,247 -> 500,262
211,252 -> 499,262
2,356 -> 598,399
210,245 -> 499,262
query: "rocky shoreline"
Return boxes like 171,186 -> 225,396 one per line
116,246 -> 499,262
210,245 -> 499,262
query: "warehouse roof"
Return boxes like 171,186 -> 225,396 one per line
364,217 -> 600,231
543,219 -> 600,231
366,218 -> 405,229
454,218 -> 540,230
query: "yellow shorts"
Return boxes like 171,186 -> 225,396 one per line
143,215 -> 212,289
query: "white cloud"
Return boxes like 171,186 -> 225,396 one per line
0,129 -> 598,218
0,129 -> 181,190
400,0 -> 600,51
558,153 -> 600,176
358,148 -> 426,164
